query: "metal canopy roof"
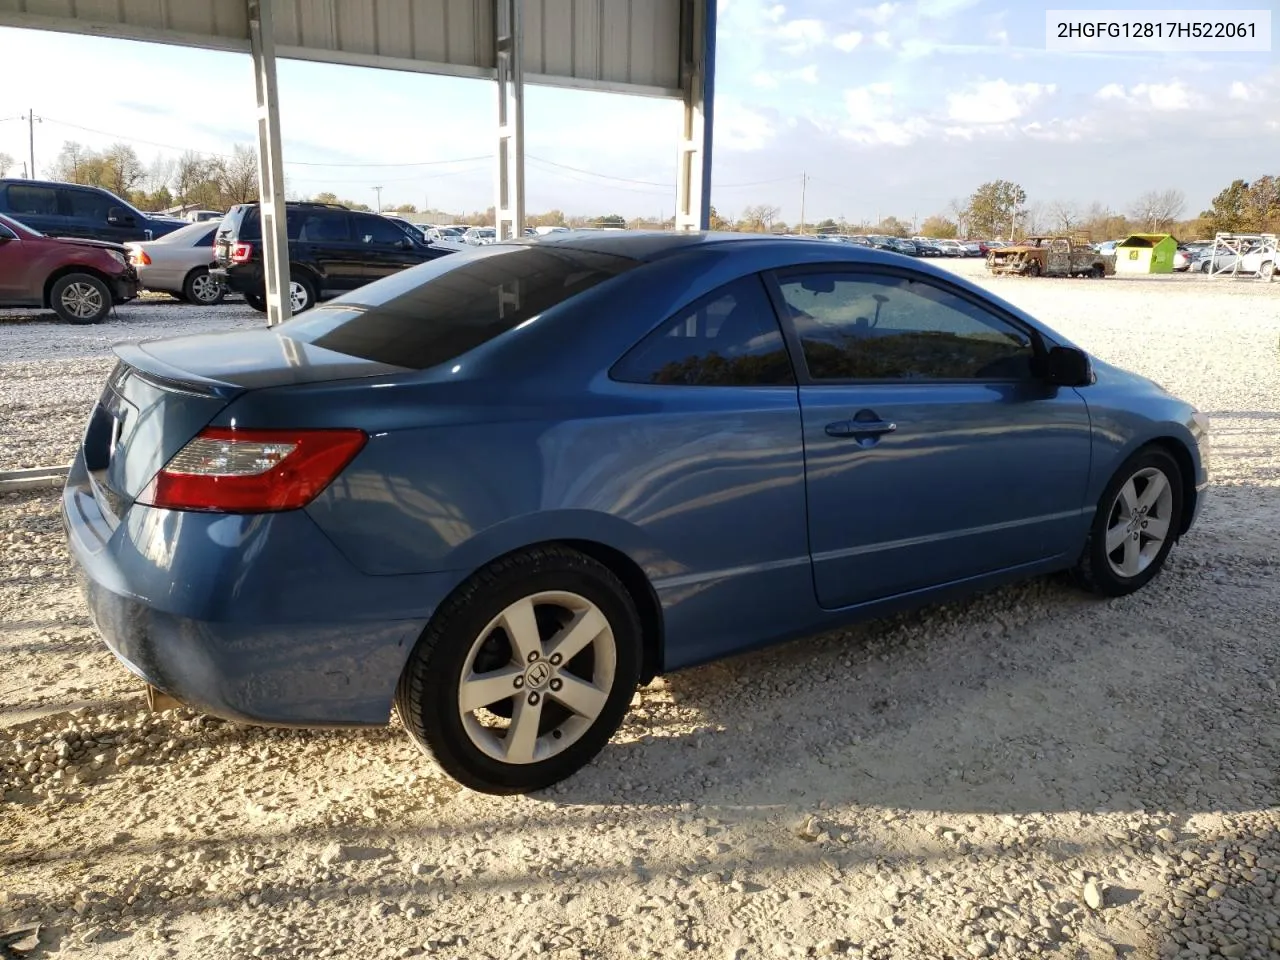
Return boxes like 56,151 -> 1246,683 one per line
0,0 -> 684,97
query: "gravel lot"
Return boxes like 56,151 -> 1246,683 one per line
2,266 -> 1279,960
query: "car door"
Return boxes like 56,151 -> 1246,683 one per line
0,221 -> 33,302
352,213 -> 423,281
295,211 -> 362,294
3,183 -> 62,236
61,187 -> 122,242
606,273 -> 810,668
767,264 -> 1093,610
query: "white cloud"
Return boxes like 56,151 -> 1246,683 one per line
765,3 -> 787,22
841,82 -> 930,146
947,80 -> 1056,125
833,30 -> 864,52
752,65 -> 819,87
1095,80 -> 1198,111
715,98 -> 777,152
1229,81 -> 1257,101
855,3 -> 898,27
872,31 -> 892,48
775,18 -> 827,54
917,0 -> 981,18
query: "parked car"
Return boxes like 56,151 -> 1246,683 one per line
184,210 -> 225,223
125,221 -> 225,305
64,231 -> 1209,794
0,178 -> 186,243
463,226 -> 498,245
426,225 -> 467,242
0,211 -> 138,323
935,239 -> 965,257
1238,245 -> 1276,280
211,201 -> 457,313
382,214 -> 428,240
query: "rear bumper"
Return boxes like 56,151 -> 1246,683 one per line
210,263 -> 262,297
61,451 -> 459,727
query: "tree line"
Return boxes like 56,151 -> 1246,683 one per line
8,139 -> 1276,241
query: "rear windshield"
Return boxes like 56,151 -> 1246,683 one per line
281,243 -> 640,370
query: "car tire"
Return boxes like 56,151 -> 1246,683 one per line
183,267 -> 226,305
244,292 -> 267,312
1090,264 -> 1105,279
1260,261 -> 1275,282
1072,446 -> 1184,598
395,545 -> 643,795
289,275 -> 317,313
50,273 -> 112,325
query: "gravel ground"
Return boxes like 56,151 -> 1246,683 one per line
2,265 -> 1279,960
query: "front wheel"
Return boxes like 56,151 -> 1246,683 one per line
1260,261 -> 1275,282
244,292 -> 267,312
50,273 -> 112,324
395,546 -> 643,794
1072,446 -> 1184,597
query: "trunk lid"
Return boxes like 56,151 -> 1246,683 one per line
82,329 -> 409,523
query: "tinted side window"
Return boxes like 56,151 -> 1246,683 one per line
775,271 -> 1035,381
356,214 -> 409,245
298,211 -> 351,242
196,227 -> 215,247
64,189 -> 111,221
612,276 -> 794,387
6,185 -> 58,216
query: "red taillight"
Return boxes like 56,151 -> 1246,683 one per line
137,427 -> 367,513
230,242 -> 253,263
130,249 -> 152,265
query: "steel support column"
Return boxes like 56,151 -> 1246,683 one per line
248,0 -> 291,326
675,0 -> 715,232
494,0 -> 525,241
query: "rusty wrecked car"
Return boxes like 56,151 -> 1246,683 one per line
987,236 -> 1116,278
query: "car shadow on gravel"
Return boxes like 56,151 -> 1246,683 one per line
548,545 -> 1280,822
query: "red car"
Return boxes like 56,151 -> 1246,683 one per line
0,212 -> 139,324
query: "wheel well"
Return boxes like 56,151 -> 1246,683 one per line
561,539 -> 664,684
1147,437 -> 1198,536
43,265 -> 113,308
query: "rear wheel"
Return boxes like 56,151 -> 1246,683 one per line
183,267 -> 226,305
1090,264 -> 1105,279
50,273 -> 112,324
1026,260 -> 1041,277
288,276 -> 316,313
1260,261 -> 1275,282
244,292 -> 267,312
1072,446 -> 1183,597
395,546 -> 643,794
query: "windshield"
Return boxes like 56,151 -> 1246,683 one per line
281,242 -> 640,370
0,214 -> 43,238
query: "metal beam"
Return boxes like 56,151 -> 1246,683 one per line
247,0 -> 291,327
675,0 -> 715,232
494,0 -> 526,242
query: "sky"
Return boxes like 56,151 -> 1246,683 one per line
0,0 -> 1276,226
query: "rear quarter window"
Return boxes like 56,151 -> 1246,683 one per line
283,244 -> 639,370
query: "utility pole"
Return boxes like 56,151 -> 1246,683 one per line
373,185 -> 383,212
798,171 -> 808,234
21,109 -> 41,179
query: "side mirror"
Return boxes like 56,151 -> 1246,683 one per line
1043,345 -> 1092,386
107,207 -> 136,226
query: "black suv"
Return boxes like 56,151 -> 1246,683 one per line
0,179 -> 186,243
211,202 -> 456,313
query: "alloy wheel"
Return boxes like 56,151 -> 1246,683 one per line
61,282 -> 104,319
190,272 -> 222,303
1104,465 -> 1174,578
289,280 -> 310,312
457,591 -> 616,765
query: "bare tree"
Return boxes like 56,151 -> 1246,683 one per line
144,156 -> 176,196
0,152 -> 13,178
217,144 -> 259,205
174,150 -> 213,206
101,143 -> 145,198
1046,200 -> 1082,233
1129,188 -> 1186,231
948,197 -> 970,237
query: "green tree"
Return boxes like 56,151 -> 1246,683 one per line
919,215 -> 957,238
965,179 -> 1027,239
875,216 -> 910,237
815,217 -> 839,234
593,214 -> 626,228
708,205 -> 732,230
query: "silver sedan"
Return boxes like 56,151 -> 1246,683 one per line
125,221 -> 226,305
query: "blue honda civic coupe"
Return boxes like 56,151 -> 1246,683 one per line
63,231 -> 1209,794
